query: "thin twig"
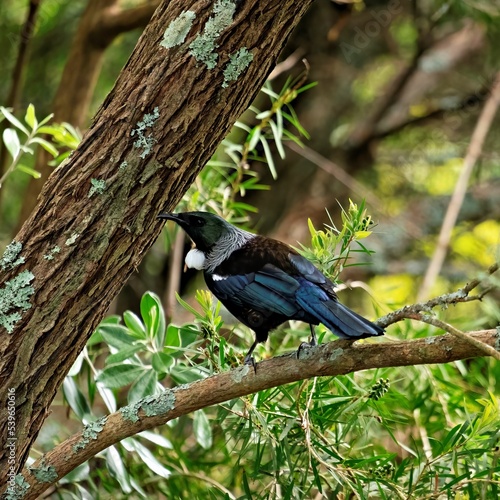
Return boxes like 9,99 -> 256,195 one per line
418,72 -> 500,300
268,49 -> 306,81
401,312 -> 500,361
379,262 -> 499,328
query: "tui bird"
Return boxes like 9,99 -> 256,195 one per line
158,211 -> 384,366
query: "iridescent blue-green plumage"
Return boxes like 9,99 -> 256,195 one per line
158,211 -> 384,366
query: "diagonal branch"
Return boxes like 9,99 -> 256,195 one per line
379,262 -> 498,328
418,72 -> 500,300
20,329 -> 499,499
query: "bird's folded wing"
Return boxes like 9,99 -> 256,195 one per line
207,264 -> 300,316
288,253 -> 331,286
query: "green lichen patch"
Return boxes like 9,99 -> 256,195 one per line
43,245 -> 61,261
28,460 -> 58,483
4,474 -> 30,500
329,348 -> 344,361
120,404 -> 140,423
88,178 -> 107,198
131,107 -> 160,159
65,232 -> 79,246
222,47 -> 254,87
120,389 -> 176,422
1,241 -> 25,270
0,270 -> 35,333
231,364 -> 250,383
141,390 -> 176,417
72,416 -> 107,453
189,0 -> 235,69
161,11 -> 196,49
119,160 -> 128,170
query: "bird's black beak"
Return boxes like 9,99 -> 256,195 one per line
157,213 -> 186,225
158,212 -> 191,231
158,212 -> 180,222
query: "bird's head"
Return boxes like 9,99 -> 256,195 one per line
157,211 -> 232,252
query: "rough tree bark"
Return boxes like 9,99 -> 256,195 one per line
0,0 -> 314,484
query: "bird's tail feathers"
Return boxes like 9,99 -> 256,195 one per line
298,295 -> 383,339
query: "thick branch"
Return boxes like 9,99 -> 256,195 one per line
21,329 -> 499,499
96,1 -> 161,46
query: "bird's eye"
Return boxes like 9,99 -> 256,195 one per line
191,217 -> 206,227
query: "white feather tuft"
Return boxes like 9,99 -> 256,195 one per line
185,248 -> 206,270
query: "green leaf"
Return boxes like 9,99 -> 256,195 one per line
97,381 -> 117,413
138,430 -> 173,449
164,324 -> 181,351
106,446 -> 132,494
96,364 -> 146,389
180,325 -> 200,347
123,310 -> 147,338
128,370 -> 158,404
247,126 -> 261,151
170,365 -> 207,384
140,291 -> 166,346
37,112 -> 54,128
259,136 -> 277,179
67,349 -> 86,377
58,462 -> 90,484
152,352 -> 175,373
3,128 -> 21,159
24,104 -> 37,129
269,119 -> 285,159
124,438 -> 171,478
30,137 -> 58,157
193,410 -> 213,449
0,107 -> 29,135
16,164 -> 41,178
63,377 -> 92,422
98,324 -> 137,350
105,344 -> 143,364
175,293 -> 204,320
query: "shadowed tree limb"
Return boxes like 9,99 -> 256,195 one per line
20,329 -> 499,499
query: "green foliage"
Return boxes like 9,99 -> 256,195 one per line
175,78 -> 313,226
0,104 -> 81,188
297,199 -> 375,283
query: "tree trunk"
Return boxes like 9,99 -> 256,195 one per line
0,0 -> 314,484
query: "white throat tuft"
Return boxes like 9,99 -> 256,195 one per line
185,248 -> 206,270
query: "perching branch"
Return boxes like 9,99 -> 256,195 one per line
20,329 -> 499,499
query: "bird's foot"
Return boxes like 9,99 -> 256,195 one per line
244,354 -> 257,374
